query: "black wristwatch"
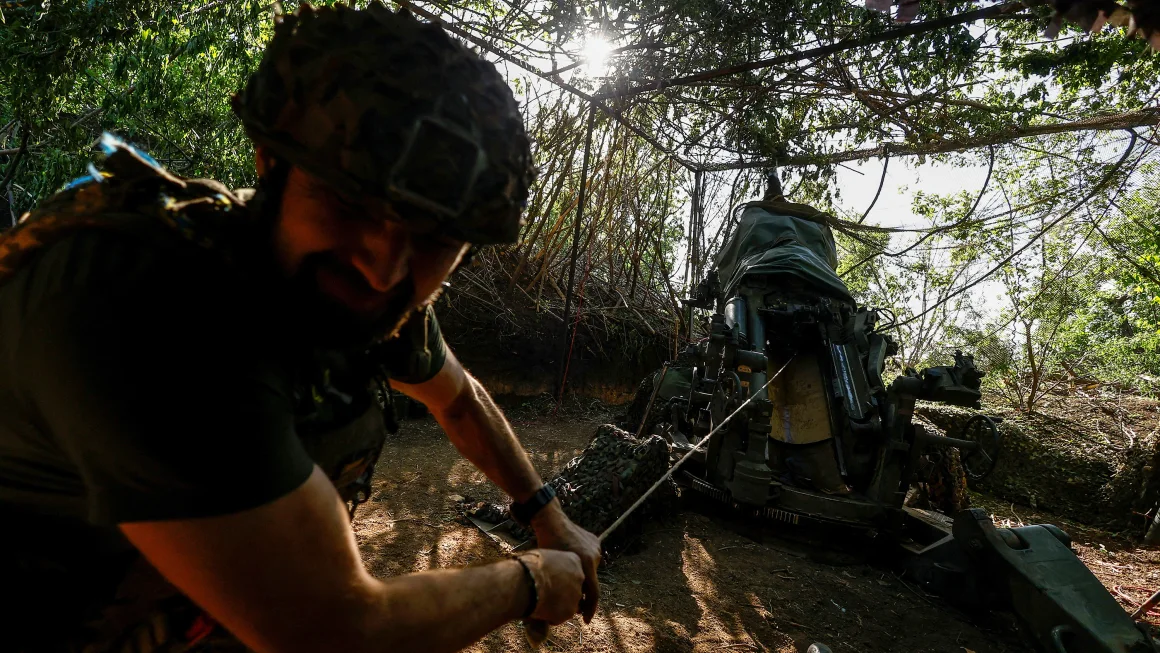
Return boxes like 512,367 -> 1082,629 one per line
510,484 -> 557,527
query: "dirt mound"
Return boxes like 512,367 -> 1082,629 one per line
916,394 -> 1160,532
435,283 -> 671,403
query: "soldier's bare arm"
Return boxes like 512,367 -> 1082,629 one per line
391,349 -> 602,621
391,348 -> 543,502
121,467 -> 584,653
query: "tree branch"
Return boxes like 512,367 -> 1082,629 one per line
395,0 -> 696,171
1,129 -> 30,229
858,147 -> 889,224
593,1 -> 1029,102
894,130 -> 1139,328
697,109 -> 1160,171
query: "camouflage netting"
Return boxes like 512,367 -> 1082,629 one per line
916,403 -> 1160,532
470,425 -> 677,549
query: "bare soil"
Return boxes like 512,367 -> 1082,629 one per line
350,404 -> 1156,653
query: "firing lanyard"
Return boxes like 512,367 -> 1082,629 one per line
598,353 -> 797,542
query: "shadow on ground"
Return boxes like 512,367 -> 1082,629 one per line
355,415 -> 1036,653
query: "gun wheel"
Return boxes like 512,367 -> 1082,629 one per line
958,414 -> 1000,481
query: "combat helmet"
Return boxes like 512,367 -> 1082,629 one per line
232,2 -> 533,244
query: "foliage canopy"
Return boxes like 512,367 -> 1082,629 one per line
2,0 -> 1158,400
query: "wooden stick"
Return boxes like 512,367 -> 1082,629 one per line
1131,587 -> 1160,620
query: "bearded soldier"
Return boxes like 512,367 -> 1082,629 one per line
0,4 -> 599,651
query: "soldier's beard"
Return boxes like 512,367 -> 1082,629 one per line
286,252 -> 419,350
249,162 -> 434,350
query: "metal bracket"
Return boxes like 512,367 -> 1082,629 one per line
953,509 -> 1157,653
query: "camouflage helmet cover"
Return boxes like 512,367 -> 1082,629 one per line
232,2 -> 533,244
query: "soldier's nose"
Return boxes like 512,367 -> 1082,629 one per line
350,222 -> 412,293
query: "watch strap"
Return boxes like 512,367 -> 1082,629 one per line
510,484 -> 556,526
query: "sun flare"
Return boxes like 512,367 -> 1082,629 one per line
582,36 -> 612,77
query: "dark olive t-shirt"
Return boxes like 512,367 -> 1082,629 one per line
0,220 -> 446,647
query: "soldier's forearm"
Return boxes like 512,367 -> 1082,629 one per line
432,373 -> 545,503
363,559 -> 529,653
122,469 -> 531,653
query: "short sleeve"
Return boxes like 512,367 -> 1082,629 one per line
372,305 -> 447,385
14,235 -> 316,525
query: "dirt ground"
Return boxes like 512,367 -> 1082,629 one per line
352,406 -> 1158,653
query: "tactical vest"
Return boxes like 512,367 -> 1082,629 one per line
0,133 -> 392,516
1,134 -> 410,652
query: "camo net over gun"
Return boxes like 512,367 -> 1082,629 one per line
465,425 -> 676,550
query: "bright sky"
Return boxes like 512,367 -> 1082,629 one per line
831,158 -> 992,229
833,158 -> 1011,325
836,157 -> 1016,329
679,154 -> 1007,329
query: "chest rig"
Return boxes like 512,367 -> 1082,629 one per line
0,133 -> 395,518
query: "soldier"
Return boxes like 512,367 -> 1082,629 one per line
0,4 -> 599,652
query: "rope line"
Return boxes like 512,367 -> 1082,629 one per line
598,354 -> 796,541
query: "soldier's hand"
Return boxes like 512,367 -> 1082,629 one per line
532,504 -> 602,622
518,550 -> 585,625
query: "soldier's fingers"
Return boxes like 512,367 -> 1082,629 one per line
580,558 -> 599,623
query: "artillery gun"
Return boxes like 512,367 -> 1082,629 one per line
624,170 -> 1157,653
639,174 -> 996,527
